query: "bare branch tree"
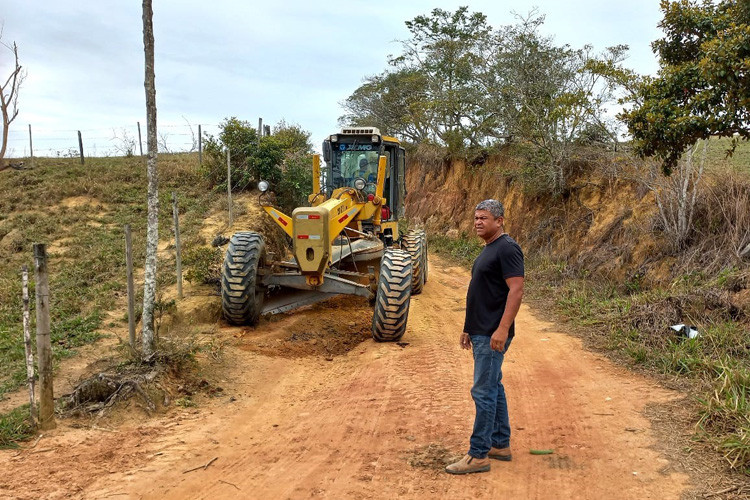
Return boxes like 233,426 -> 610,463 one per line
157,130 -> 171,154
182,115 -> 198,153
141,0 -> 159,357
643,140 -> 707,249
0,28 -> 25,170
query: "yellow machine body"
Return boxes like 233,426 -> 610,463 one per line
262,127 -> 406,287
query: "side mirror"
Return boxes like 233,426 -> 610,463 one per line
322,140 -> 331,163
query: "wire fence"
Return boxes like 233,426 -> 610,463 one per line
4,120 -> 225,159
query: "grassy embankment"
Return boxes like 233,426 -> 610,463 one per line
0,153 -> 220,447
428,138 -> 750,474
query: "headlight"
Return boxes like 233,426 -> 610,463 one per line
330,135 -> 338,142
353,177 -> 366,190
258,180 -> 270,192
371,135 -> 379,142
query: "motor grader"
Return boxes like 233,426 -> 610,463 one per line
220,127 -> 428,341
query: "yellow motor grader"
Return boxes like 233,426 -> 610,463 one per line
220,127 -> 427,341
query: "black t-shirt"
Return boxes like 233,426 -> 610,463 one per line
463,234 -> 524,337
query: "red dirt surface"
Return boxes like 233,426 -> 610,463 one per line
0,255 -> 692,499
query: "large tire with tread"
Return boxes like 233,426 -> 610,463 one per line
402,230 -> 425,294
221,231 -> 266,325
372,249 -> 412,342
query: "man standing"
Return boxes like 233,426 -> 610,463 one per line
446,199 -> 525,475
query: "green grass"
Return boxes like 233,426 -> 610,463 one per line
427,233 -> 484,267
703,136 -> 750,174
0,153 -> 220,404
0,405 -> 34,449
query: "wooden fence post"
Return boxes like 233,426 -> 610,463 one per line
124,225 -> 136,348
198,124 -> 202,166
28,124 -> 34,169
227,148 -> 233,227
33,244 -> 55,430
137,121 -> 144,157
172,192 -> 183,299
22,265 -> 36,427
77,130 -> 84,165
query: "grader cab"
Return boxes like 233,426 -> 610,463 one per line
220,127 -> 428,341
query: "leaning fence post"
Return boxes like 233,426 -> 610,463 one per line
77,130 -> 84,165
137,121 -> 144,157
227,148 -> 233,227
28,124 -> 34,169
22,265 -> 36,427
172,192 -> 183,299
124,225 -> 136,348
198,124 -> 202,166
33,244 -> 55,430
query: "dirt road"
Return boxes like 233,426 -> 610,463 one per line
1,255 -> 690,499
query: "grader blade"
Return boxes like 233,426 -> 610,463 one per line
261,289 -> 339,316
330,237 -> 384,266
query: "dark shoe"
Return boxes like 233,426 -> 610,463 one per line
445,454 -> 491,475
488,446 -> 512,461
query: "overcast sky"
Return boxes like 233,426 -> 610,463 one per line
0,1 -> 664,157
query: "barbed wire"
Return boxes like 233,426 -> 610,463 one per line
3,121 -> 226,158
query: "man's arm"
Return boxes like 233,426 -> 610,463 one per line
489,276 -> 524,352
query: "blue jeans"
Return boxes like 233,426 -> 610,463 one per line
469,335 -> 512,458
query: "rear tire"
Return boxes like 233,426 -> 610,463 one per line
221,231 -> 266,325
372,249 -> 412,342
402,230 -> 425,295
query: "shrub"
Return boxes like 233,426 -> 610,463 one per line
200,117 -> 314,212
183,246 -> 222,285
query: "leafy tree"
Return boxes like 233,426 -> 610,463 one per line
391,7 -> 494,151
273,121 -> 314,210
272,119 -> 312,153
341,7 -> 631,193
202,118 -> 313,211
340,68 -> 432,144
490,13 -> 630,192
621,0 -> 750,173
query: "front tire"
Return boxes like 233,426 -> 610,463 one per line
221,231 -> 266,325
372,249 -> 412,342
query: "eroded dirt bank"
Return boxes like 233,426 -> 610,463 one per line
0,255 -> 689,499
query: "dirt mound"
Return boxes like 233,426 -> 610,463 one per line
236,296 -> 373,359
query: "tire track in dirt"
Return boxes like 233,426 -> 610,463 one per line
2,254 -> 690,499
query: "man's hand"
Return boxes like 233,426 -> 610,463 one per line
460,332 -> 471,350
490,329 -> 508,352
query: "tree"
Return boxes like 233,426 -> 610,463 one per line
340,68 -> 432,144
390,7 -> 494,151
621,0 -> 750,173
489,12 -> 630,192
273,121 -> 314,210
341,7 -> 630,186
141,0 -> 159,356
201,118 -> 313,211
0,29 -> 24,169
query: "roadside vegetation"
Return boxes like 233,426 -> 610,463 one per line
0,153 -> 218,445
350,2 -> 750,475
0,118 -> 316,447
426,140 -> 750,474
